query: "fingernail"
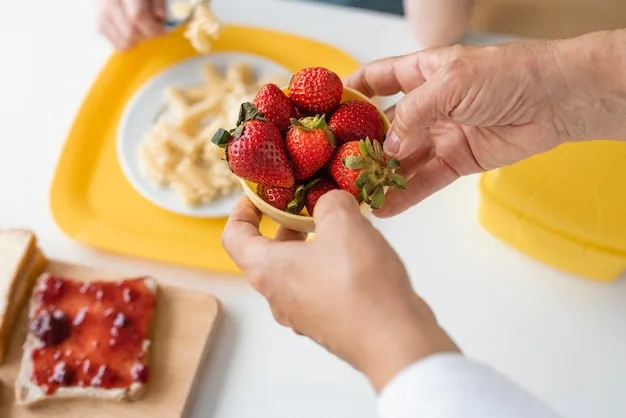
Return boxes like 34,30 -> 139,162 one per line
384,132 -> 400,157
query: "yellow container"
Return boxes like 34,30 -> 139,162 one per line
478,140 -> 626,281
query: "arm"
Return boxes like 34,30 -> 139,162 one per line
403,0 -> 475,48
378,354 -> 560,418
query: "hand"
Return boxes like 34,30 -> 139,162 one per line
97,0 -> 166,51
222,191 -> 459,391
346,30 -> 626,217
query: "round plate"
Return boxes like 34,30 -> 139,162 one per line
117,52 -> 291,218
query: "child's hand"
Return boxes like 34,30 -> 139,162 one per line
97,0 -> 167,50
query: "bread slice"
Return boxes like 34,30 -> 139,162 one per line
0,229 -> 46,363
15,274 -> 158,406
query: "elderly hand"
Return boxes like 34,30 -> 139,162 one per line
346,30 -> 626,217
222,191 -> 459,391
97,0 -> 166,50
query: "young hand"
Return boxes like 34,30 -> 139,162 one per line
97,0 -> 166,50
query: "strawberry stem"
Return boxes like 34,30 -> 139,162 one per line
290,114 -> 336,147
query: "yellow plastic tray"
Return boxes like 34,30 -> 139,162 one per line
478,140 -> 626,281
50,24 -> 360,275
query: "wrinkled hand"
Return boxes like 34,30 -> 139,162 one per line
222,191 -> 458,391
346,32 -> 626,217
97,0 -> 166,50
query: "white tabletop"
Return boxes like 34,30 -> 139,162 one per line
1,1 -> 625,417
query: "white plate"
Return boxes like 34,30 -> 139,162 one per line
117,52 -> 291,218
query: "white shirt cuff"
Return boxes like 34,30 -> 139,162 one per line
377,353 -> 560,418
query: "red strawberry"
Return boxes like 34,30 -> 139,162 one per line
286,115 -> 336,180
304,178 -> 339,215
257,184 -> 303,213
212,103 -> 295,188
329,138 -> 407,209
253,84 -> 295,133
328,100 -> 385,144
289,67 -> 343,115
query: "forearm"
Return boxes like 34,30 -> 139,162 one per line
403,0 -> 474,48
541,29 -> 626,142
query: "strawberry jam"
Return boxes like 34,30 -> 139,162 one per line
30,275 -> 157,395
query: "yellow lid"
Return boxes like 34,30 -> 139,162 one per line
478,140 -> 626,281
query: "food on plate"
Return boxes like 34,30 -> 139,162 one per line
328,100 -> 385,144
288,67 -> 343,115
253,84 -> 296,133
15,275 -> 157,406
212,103 -> 295,188
0,230 -> 46,364
286,115 -> 336,180
138,60 -> 289,206
304,178 -> 339,215
330,138 -> 407,209
211,66 -> 407,216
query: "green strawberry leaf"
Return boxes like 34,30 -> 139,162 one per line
343,156 -> 367,170
389,173 -> 408,189
358,139 -> 370,159
237,102 -> 265,125
354,170 -> 369,190
211,129 -> 233,148
370,187 -> 386,209
386,158 -> 400,169
365,138 -> 378,162
230,124 -> 245,138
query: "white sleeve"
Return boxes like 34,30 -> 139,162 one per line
377,353 -> 561,418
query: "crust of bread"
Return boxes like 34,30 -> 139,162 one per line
15,275 -> 158,407
0,229 -> 46,364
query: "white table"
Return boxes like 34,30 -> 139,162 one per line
1,1 -> 625,417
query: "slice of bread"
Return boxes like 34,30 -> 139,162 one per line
0,229 -> 46,363
15,274 -> 158,406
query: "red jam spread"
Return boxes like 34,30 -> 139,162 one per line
30,275 -> 156,395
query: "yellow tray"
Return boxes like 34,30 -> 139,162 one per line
478,140 -> 626,282
50,24 -> 360,275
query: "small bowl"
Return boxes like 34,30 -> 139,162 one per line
240,86 -> 391,233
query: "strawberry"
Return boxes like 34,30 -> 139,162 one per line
257,184 -> 304,213
329,138 -> 407,209
304,178 -> 339,215
253,83 -> 295,133
289,67 -> 343,115
212,103 -> 295,188
286,115 -> 336,180
328,100 -> 385,144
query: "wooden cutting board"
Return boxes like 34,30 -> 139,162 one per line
0,260 -> 220,417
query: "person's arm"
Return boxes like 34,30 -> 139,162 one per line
378,353 -> 560,418
403,0 -> 475,48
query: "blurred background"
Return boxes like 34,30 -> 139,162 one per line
470,0 -> 626,39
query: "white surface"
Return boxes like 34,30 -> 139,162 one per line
117,52 -> 290,218
0,1 -> 625,417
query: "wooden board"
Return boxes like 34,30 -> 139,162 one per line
0,260 -> 220,417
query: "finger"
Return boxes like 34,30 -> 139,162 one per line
346,53 -> 426,98
106,1 -> 142,50
123,0 -> 166,39
152,0 -> 167,19
374,156 -> 459,217
222,197 -> 269,269
274,227 -> 307,242
384,76 -> 450,159
313,190 -> 365,234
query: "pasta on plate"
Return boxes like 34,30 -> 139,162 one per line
138,61 -> 291,207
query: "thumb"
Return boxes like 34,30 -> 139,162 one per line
313,190 -> 365,232
152,0 -> 167,19
384,75 -> 450,160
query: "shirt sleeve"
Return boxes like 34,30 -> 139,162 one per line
377,353 -> 561,418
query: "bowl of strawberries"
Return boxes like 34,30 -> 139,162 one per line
211,66 -> 407,233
